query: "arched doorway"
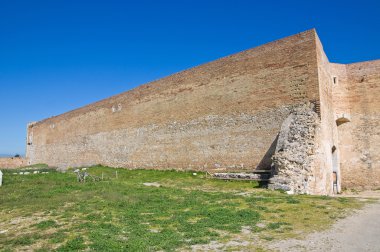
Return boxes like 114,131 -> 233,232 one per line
332,146 -> 340,193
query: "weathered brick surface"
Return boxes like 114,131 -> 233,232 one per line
332,61 -> 380,189
314,34 -> 339,195
27,30 -> 319,172
25,29 -> 379,194
314,32 -> 380,191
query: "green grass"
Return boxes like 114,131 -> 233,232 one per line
0,166 -> 364,251
33,220 -> 59,230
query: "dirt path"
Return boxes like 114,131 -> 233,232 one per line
269,192 -> 380,252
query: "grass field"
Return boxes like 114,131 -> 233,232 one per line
0,166 -> 364,251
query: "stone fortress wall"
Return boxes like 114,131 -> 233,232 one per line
331,60 -> 380,190
26,29 -> 379,194
27,30 -> 320,170
0,157 -> 27,169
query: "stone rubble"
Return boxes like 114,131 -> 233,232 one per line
212,172 -> 270,180
269,103 -> 319,194
143,182 -> 161,187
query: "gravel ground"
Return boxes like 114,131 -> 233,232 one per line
269,192 -> 380,252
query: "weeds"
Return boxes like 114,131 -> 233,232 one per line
0,166 -> 363,251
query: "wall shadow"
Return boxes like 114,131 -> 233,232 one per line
255,134 -> 279,171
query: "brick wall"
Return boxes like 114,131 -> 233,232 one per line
25,29 -> 380,193
27,30 -> 320,171
333,60 -> 380,189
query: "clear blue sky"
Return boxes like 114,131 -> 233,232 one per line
0,0 -> 379,155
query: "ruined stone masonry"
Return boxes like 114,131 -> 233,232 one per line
269,103 -> 319,194
25,29 -> 379,195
